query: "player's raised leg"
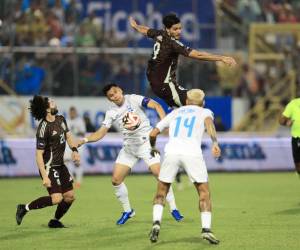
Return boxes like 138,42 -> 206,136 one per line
194,182 -> 219,244
16,196 -> 53,225
112,163 -> 135,225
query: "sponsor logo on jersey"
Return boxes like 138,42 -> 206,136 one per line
52,130 -> 57,136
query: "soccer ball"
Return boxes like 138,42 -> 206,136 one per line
122,112 -> 141,130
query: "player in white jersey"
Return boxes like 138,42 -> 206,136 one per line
148,89 -> 221,244
78,83 -> 183,225
65,106 -> 86,188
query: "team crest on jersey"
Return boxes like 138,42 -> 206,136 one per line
52,130 -> 57,136
126,105 -> 134,112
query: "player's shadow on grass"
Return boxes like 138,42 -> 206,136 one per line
275,208 -> 300,215
0,229 -> 49,241
143,237 -> 212,250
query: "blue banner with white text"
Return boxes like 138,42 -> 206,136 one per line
79,0 -> 216,48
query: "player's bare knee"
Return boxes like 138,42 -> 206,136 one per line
111,177 -> 122,186
64,195 -> 75,203
154,193 -> 166,204
51,195 -> 63,205
199,189 -> 210,202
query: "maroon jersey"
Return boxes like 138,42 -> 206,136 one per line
36,115 -> 69,168
146,28 -> 192,87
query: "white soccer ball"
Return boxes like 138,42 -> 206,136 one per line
122,112 -> 141,131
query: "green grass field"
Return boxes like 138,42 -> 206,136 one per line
1,173 -> 300,250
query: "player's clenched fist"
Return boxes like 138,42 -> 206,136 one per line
211,143 -> 221,158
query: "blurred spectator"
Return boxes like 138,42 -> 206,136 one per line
82,11 -> 102,46
51,0 -> 65,25
31,10 -> 48,46
15,14 -> 31,45
15,61 -> 45,95
278,4 -> 297,23
215,116 -> 227,131
237,0 -> 262,25
47,11 -> 63,39
62,14 -> 76,46
83,113 -> 95,133
75,25 -> 96,47
234,63 -> 264,107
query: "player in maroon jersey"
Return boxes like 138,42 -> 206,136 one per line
16,95 -> 80,228
130,13 -> 236,107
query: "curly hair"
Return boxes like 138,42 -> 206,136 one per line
29,95 -> 49,121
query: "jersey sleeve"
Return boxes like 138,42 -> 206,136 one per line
36,122 -> 48,150
130,94 -> 151,108
282,101 -> 293,118
102,110 -> 114,128
156,111 -> 176,132
147,29 -> 163,39
62,116 -> 70,133
202,109 -> 214,120
171,39 -> 192,56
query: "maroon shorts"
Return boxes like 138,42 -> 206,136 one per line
150,81 -> 187,107
41,165 -> 73,194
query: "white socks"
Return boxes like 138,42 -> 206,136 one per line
201,211 -> 212,229
113,182 -> 131,212
166,186 -> 177,211
153,204 -> 164,222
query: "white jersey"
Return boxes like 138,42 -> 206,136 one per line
102,94 -> 152,145
156,105 -> 213,156
67,117 -> 86,137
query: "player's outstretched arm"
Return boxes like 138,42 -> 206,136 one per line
78,126 -> 109,147
129,16 -> 150,35
204,117 -> 221,158
36,149 -> 51,187
188,49 -> 237,67
147,100 -> 166,120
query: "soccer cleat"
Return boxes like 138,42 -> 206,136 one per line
201,228 -> 220,245
149,221 -> 160,243
48,219 -> 66,228
116,209 -> 135,225
16,204 -> 27,225
171,209 -> 184,222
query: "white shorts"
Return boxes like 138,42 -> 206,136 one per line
116,140 -> 160,168
159,154 -> 208,183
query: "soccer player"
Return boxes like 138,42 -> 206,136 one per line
65,106 -> 86,188
129,14 -> 236,108
16,95 -> 80,228
148,89 -> 221,244
279,97 -> 300,175
78,83 -> 183,225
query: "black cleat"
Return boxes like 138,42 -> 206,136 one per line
48,219 -> 65,228
149,221 -> 160,243
16,204 -> 27,225
201,228 -> 220,245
